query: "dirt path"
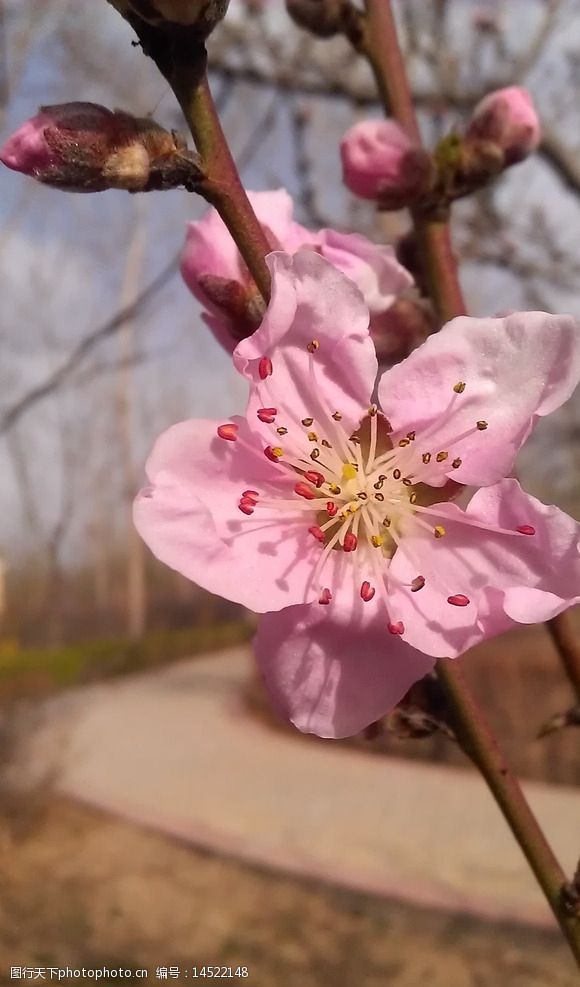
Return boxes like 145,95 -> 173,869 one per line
0,798 -> 577,987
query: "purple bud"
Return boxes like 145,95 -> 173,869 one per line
467,86 -> 540,165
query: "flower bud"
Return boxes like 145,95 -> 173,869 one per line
369,297 -> 433,366
0,102 -> 200,193
286,0 -> 346,37
107,0 -> 229,35
340,118 -> 434,207
466,86 -> 540,165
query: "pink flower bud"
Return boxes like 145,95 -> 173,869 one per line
467,86 -> 540,165
340,118 -> 433,206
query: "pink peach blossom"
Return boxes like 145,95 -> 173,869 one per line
340,118 -> 432,204
135,251 -> 580,738
181,188 -> 412,352
467,86 -> 540,165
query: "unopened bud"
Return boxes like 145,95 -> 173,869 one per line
0,102 -> 201,193
370,297 -> 433,365
340,118 -> 434,208
286,0 -> 346,37
107,0 -> 229,35
466,86 -> 540,165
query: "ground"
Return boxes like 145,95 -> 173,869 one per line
0,798 -> 577,987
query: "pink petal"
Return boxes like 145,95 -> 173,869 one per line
254,599 -> 434,738
317,229 -> 413,313
378,311 -> 580,487
134,418 -> 323,613
234,250 -> 377,434
388,479 -> 580,657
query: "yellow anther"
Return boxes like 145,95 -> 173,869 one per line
453,381 -> 466,394
409,492 -> 417,504
301,417 -> 314,427
307,339 -> 320,353
276,426 -> 288,436
332,411 -> 342,421
422,452 -> 431,464
398,438 -> 410,448
342,463 -> 358,481
371,535 -> 384,548
328,483 -> 341,495
477,420 -> 488,431
434,525 -> 446,539
271,447 -> 284,458
436,451 -> 448,462
307,431 -> 318,442
452,457 -> 462,469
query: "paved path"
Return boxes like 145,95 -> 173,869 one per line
21,647 -> 580,929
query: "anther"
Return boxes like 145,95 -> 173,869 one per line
307,339 -> 320,353
452,457 -> 462,469
295,482 -> 316,500
448,594 -> 470,607
310,449 -> 321,461
326,502 -> 338,517
393,468 -> 402,480
217,423 -> 238,442
307,431 -> 318,442
264,445 -> 282,462
301,417 -> 314,427
308,525 -> 325,543
343,533 -> 358,552
360,581 -> 375,602
242,490 -> 259,503
371,535 -> 383,548
257,407 -> 277,424
411,575 -> 425,592
319,588 -> 332,605
409,493 -> 417,504
375,493 -> 385,502
238,500 -> 255,516
321,439 -> 332,449
304,470 -> 325,488
382,517 -> 391,528
350,435 -> 361,445
516,525 -> 536,536
453,381 -> 466,394
436,451 -> 448,463
388,621 -> 404,635
368,404 -> 378,417
422,453 -> 431,464
357,492 -> 368,501
402,477 -> 413,487
277,426 -> 288,436
407,431 -> 416,441
258,356 -> 272,380
398,438 -> 410,448
434,525 -> 446,539
476,420 -> 488,431
332,411 -> 342,421
328,483 -> 341,495
373,479 -> 384,490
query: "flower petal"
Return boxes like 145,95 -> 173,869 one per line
378,311 -> 580,486
317,229 -> 413,313
134,418 -> 323,613
387,479 -> 580,657
254,593 -> 434,738
234,250 -> 377,434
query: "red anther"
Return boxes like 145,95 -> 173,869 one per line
343,532 -> 358,552
516,525 -> 536,536
264,445 -> 281,462
294,481 -> 316,500
447,594 -> 470,607
258,356 -> 273,380
411,575 -> 425,593
319,588 -> 332,605
308,525 -> 325,543
242,490 -> 259,503
238,500 -> 255,516
257,407 -> 277,424
360,581 -> 375,602
304,470 -> 325,488
388,621 -> 405,635
217,423 -> 238,442
326,502 -> 337,517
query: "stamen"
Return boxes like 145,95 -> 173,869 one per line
452,457 -> 461,469
360,581 -> 375,602
516,525 -> 536,535
453,381 -> 466,394
217,423 -> 238,442
319,588 -> 332,605
277,427 -> 288,436
375,492 -> 385,502
295,481 -> 316,500
308,526 -> 325,543
242,490 -> 259,502
321,439 -> 332,449
310,449 -> 321,461
343,532 -> 358,552
393,469 -> 402,480
388,621 -> 405,635
258,356 -> 273,380
422,453 -> 431,464
326,502 -> 338,517
476,420 -> 488,431
407,431 -> 416,441
328,484 -> 341,495
307,339 -> 320,353
447,594 -> 470,607
304,470 -> 325,488
411,576 -> 425,592
257,407 -> 277,424
301,418 -> 314,427
332,411 -> 342,421
370,535 -> 383,548
398,438 -> 410,448
434,525 -> 446,539
307,431 -> 318,442
436,451 -> 448,463
264,446 -> 283,462
238,500 -> 255,516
